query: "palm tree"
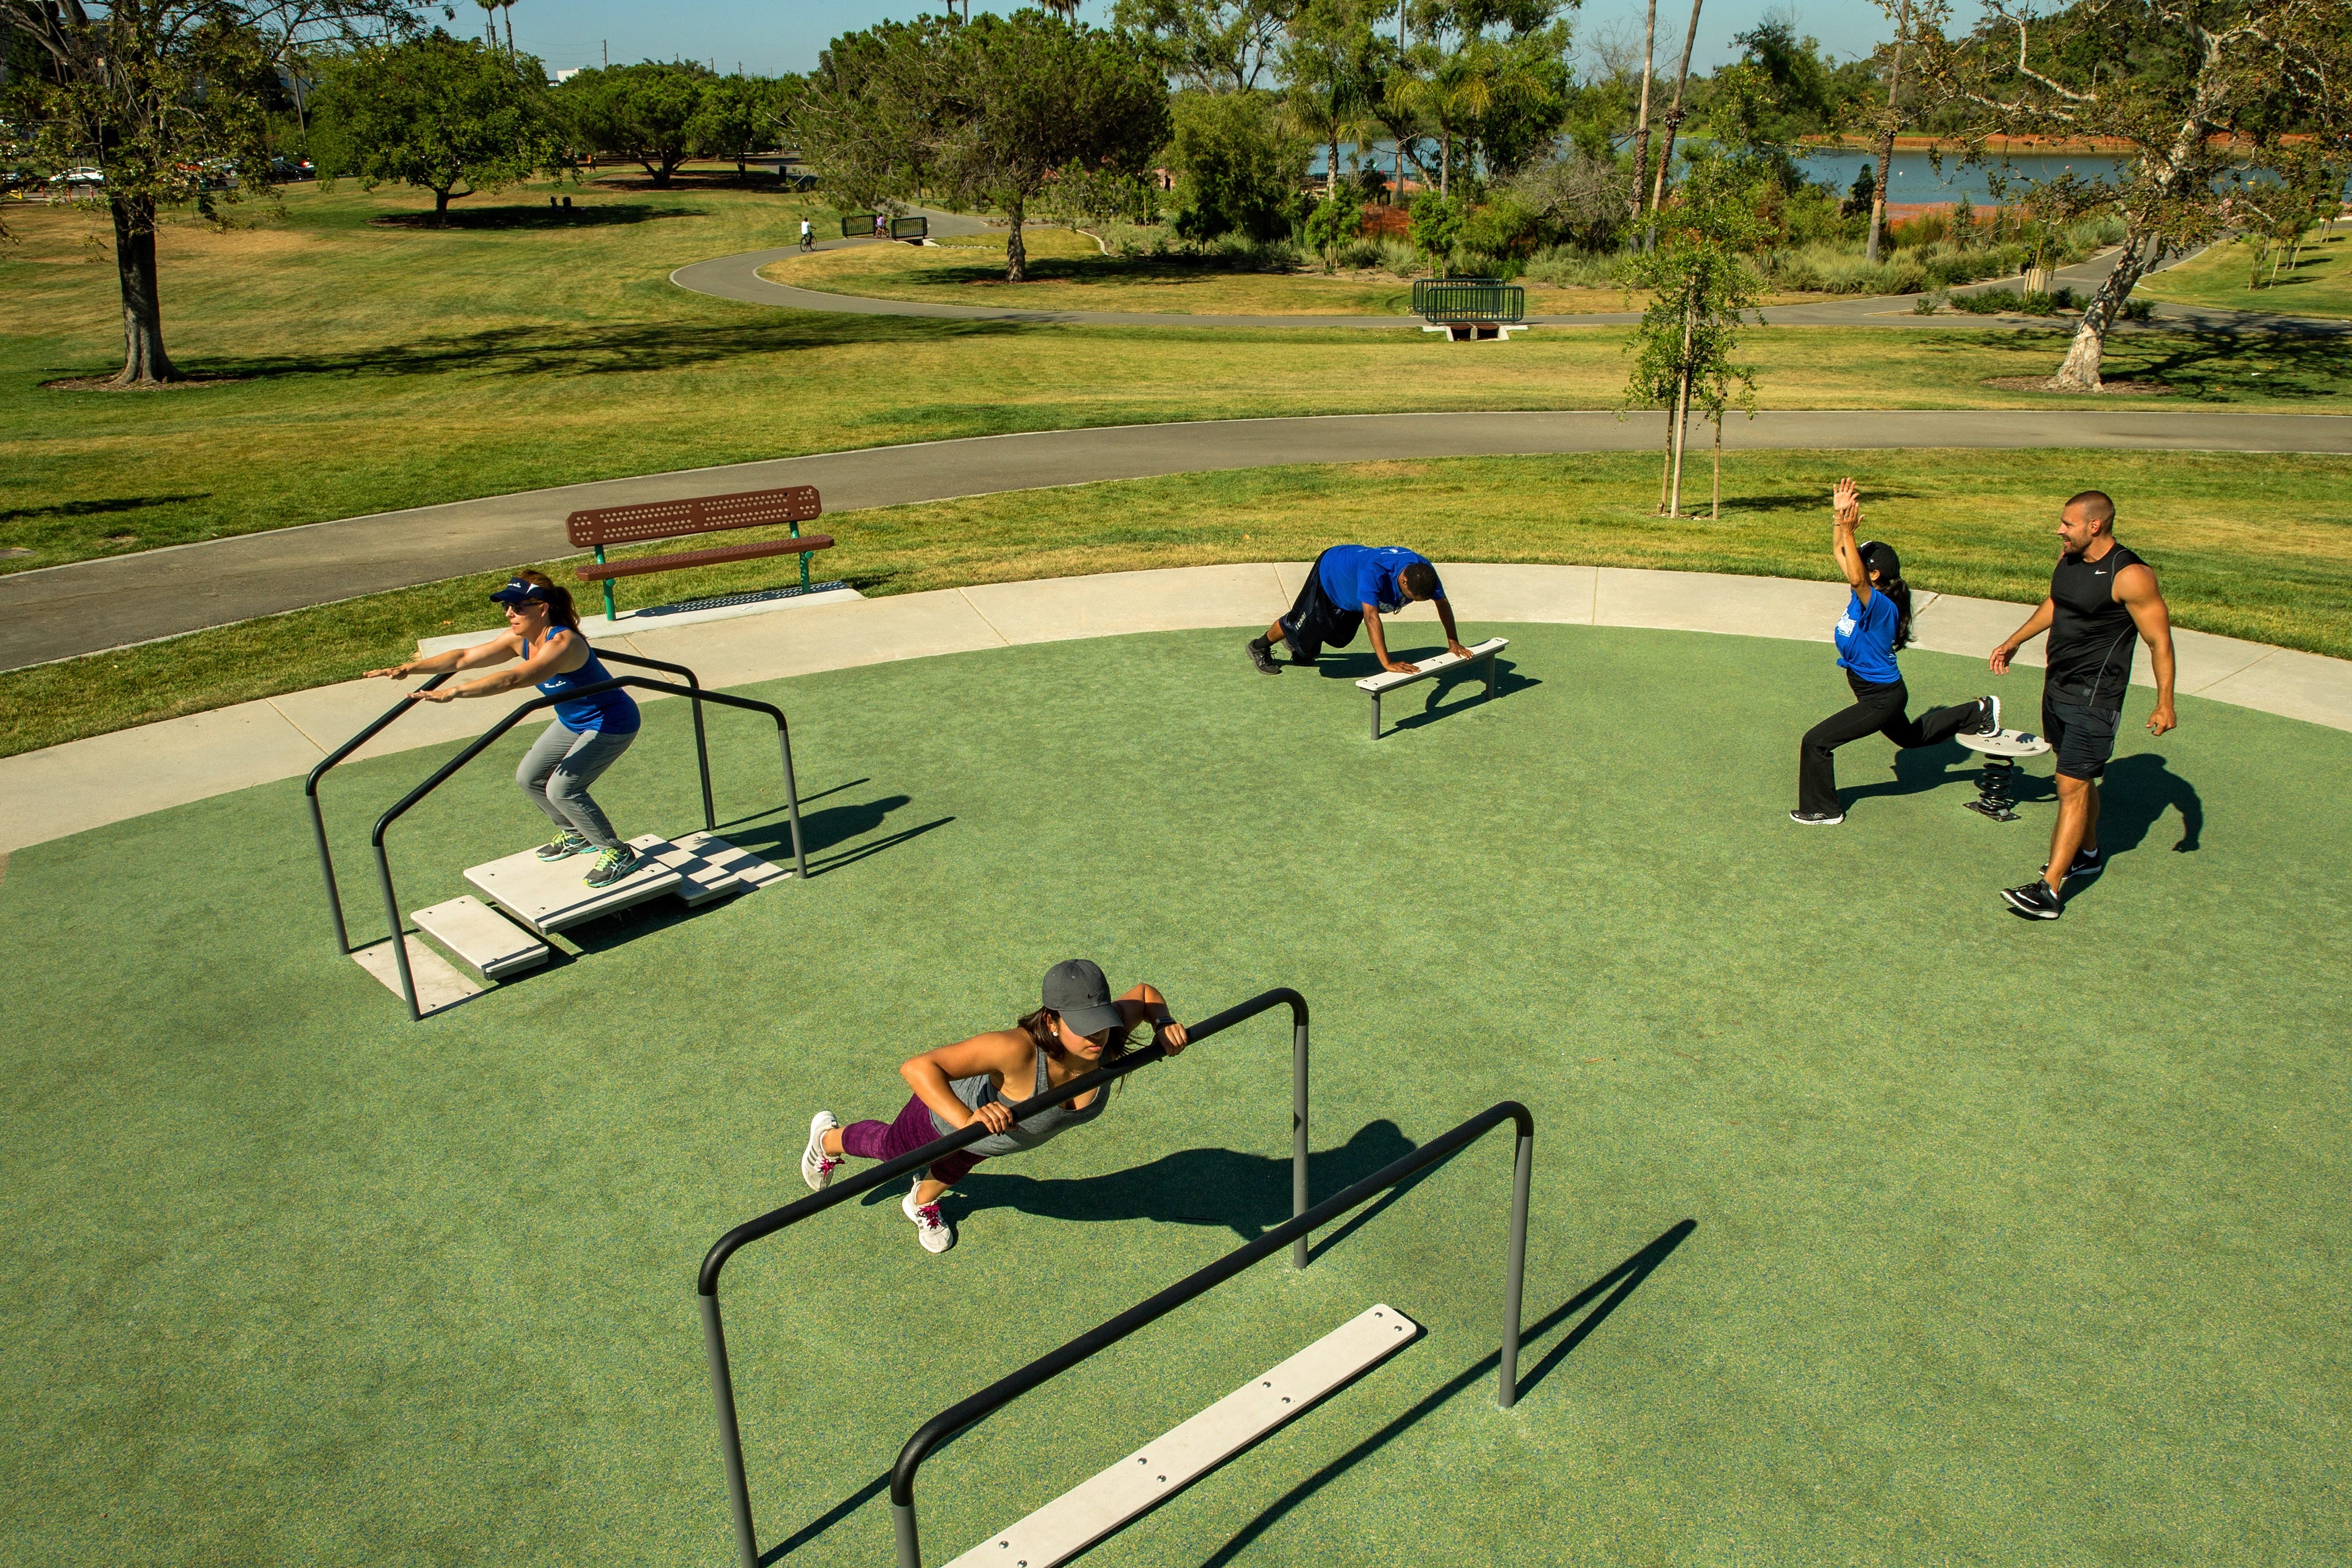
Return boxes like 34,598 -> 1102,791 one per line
1281,18 -> 1381,202
472,0 -> 498,48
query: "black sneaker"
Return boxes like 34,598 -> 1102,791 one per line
1277,621 -> 1312,665
2001,881 -> 2063,919
1788,810 -> 1846,826
583,845 -> 640,889
1969,695 -> 2001,736
1247,636 -> 1280,675
2041,846 -> 2103,879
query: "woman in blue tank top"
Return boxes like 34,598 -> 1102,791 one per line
795,960 -> 1190,1255
367,571 -> 646,888
1791,480 -> 2000,826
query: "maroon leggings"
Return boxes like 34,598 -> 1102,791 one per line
842,1094 -> 984,1186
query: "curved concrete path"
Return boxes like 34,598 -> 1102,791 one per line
3,560 -> 2347,856
9,409 -> 2351,670
680,241 -> 2341,335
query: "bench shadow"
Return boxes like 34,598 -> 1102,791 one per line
1310,650 -> 1538,734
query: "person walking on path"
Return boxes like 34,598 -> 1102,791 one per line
365,572 -> 646,890
1249,544 -> 1471,676
798,961 -> 1189,1254
1791,480 -> 2000,825
1989,490 -> 2177,920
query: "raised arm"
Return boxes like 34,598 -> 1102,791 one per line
410,629 -> 589,704
1830,478 -> 1870,602
2116,561 -> 2177,735
365,630 -> 525,681
1117,982 -> 1188,1054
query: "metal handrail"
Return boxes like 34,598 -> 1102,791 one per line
305,646 -> 717,955
888,1098 -> 1535,1568
365,674 -> 806,1020
697,987 -> 1313,1568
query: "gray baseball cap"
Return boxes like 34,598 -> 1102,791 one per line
1042,959 -> 1124,1039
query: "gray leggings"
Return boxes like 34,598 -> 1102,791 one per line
516,720 -> 636,851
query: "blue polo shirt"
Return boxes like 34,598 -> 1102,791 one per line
1317,546 -> 1442,613
1834,588 -> 1902,684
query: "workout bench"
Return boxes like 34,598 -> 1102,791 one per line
569,485 -> 834,621
1355,637 -> 1508,739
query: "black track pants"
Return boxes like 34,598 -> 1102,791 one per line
1798,675 -> 1985,817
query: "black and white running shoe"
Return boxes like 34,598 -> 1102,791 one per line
1789,810 -> 1846,826
2041,846 -> 2103,879
1247,636 -> 1280,675
1970,695 -> 2001,736
2001,881 -> 2064,919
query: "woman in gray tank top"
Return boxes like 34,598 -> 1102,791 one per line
796,960 -> 1189,1254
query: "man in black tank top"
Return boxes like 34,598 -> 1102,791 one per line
1987,490 -> 2177,919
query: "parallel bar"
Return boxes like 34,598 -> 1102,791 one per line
940,1305 -> 1421,1568
304,671 -> 453,954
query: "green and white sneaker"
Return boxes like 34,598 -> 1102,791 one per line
582,845 -> 640,889
535,829 -> 592,862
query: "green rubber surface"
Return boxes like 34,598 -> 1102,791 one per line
2,624 -> 2345,1566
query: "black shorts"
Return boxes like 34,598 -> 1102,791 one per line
1277,550 -> 1362,660
2042,692 -> 2121,780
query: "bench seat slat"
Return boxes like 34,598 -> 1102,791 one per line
1354,636 -> 1509,694
574,534 -> 833,583
566,484 -> 822,549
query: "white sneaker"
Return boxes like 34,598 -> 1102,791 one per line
902,1184 -> 956,1254
800,1111 -> 843,1192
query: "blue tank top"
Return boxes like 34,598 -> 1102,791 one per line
532,627 -> 640,733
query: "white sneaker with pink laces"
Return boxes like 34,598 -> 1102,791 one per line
800,1111 -> 843,1192
902,1183 -> 956,1254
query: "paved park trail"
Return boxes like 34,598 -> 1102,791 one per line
6,409 -> 2352,671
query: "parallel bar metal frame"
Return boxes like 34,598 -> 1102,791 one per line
1367,646 -> 1499,740
696,988 -> 1313,1568
306,648 -> 718,956
364,674 -> 806,1020
888,1099 -> 1534,1568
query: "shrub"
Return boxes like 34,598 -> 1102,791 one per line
1167,89 -> 1308,243
1520,244 -> 1622,288
1408,192 -> 1465,275
1302,196 -> 1363,272
1332,236 -> 1385,269
2120,297 -> 2156,322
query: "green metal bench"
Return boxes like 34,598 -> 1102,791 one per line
1412,277 -> 1529,340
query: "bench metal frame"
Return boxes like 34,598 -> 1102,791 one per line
1410,276 -> 1527,326
1358,639 -> 1504,739
695,988 -> 1314,1568
889,1098 -> 1534,1568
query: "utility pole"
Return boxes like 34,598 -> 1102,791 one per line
1865,0 -> 1911,266
601,39 -> 607,67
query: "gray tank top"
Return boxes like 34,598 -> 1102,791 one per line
929,1043 -> 1110,1157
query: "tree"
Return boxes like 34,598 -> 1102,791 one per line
1390,0 -> 1573,194
1639,0 -> 1702,235
1,0 -> 409,385
692,73 -> 797,173
797,14 -> 1170,282
1502,144 -> 1633,249
555,60 -> 713,187
1111,0 -> 1296,93
309,32 -> 553,223
1907,0 -> 2352,390
1281,0 -> 1388,199
1303,190 -> 1363,266
1864,0 -> 1912,264
1166,86 -> 1308,241
1408,187 -> 1462,270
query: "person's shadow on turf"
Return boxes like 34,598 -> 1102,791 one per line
921,1119 -> 1418,1246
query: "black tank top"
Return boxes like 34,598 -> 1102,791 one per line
2045,543 -> 2145,708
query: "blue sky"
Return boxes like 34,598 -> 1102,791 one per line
504,0 -> 1910,81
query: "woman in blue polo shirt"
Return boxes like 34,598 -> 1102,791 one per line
367,570 -> 645,888
1793,481 -> 1999,825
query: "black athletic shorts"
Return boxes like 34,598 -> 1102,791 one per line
1277,550 -> 1363,660
2042,691 -> 2122,780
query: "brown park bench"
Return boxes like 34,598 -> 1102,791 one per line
569,485 -> 834,621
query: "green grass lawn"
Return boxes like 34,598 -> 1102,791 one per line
2141,231 -> 2352,319
7,446 -> 2347,759
3,625 -> 2344,1565
4,178 -> 2346,576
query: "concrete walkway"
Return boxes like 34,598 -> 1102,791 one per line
9,410 -> 2351,671
4,561 -> 2345,855
681,242 -> 2345,335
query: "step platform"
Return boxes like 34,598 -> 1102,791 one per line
463,832 -> 787,938
351,935 -> 484,1017
412,894 -> 549,981
943,1303 -> 1421,1568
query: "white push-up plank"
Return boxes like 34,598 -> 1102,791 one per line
943,1304 -> 1421,1568
352,935 -> 481,1015
410,895 -> 549,981
671,830 -> 793,889
1355,637 -> 1509,694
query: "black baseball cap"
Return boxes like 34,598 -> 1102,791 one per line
1859,541 -> 1901,582
490,577 -> 552,607
1042,959 -> 1123,1038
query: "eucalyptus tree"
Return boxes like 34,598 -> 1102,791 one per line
555,60 -> 714,187
309,29 -> 554,222
1112,0 -> 1298,93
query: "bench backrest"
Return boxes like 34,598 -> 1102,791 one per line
567,486 -> 822,549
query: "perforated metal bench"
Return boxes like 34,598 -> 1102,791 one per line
568,485 -> 833,620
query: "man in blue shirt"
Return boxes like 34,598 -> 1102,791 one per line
1249,544 -> 1471,675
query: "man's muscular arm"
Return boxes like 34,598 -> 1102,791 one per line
2117,563 -> 2177,736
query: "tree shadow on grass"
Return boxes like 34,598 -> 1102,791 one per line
2111,322 -> 2352,400
367,203 -> 704,230
1711,485 -> 1927,518
0,493 -> 210,526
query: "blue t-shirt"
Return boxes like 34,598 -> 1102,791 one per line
1317,545 -> 1443,613
1833,588 -> 1902,684
533,628 -> 641,734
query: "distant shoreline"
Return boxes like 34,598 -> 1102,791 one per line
1800,134 -> 2140,155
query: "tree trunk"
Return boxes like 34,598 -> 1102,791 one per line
1658,410 -> 1674,512
1866,0 -> 1909,266
1629,0 -> 1657,223
1711,410 -> 1721,520
108,195 -> 180,386
433,186 -> 453,225
1645,0 -> 1703,241
1669,368 -> 1690,518
1005,199 -> 1028,282
2051,231 -> 2159,392
1440,134 -> 1450,198
1330,134 -> 1340,200
1664,288 -> 1696,515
